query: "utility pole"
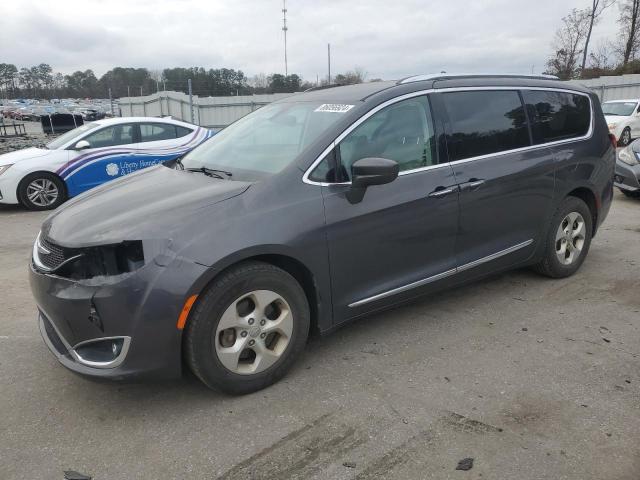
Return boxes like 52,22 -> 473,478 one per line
108,88 -> 114,116
127,85 -> 130,97
188,78 -> 195,124
327,43 -> 331,85
282,0 -> 288,76
140,86 -> 143,96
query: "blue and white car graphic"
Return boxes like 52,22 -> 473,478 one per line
0,117 -> 214,210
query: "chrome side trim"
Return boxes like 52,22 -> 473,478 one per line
348,268 -> 457,308
302,86 -> 594,187
348,239 -> 534,308
456,239 -> 534,272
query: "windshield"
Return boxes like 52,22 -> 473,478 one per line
602,101 -> 638,116
181,101 -> 351,180
46,123 -> 100,149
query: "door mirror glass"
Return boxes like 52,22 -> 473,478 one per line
74,140 -> 91,150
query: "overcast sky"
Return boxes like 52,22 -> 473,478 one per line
1,0 -> 622,81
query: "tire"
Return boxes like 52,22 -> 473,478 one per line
620,188 -> 640,198
619,127 -> 632,147
184,261 -> 310,395
533,196 -> 593,278
18,172 -> 67,211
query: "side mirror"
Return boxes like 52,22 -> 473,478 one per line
74,140 -> 91,150
347,157 -> 399,203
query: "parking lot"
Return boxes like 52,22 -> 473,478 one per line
1,191 -> 638,479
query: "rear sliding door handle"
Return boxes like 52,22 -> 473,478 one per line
460,179 -> 485,190
428,186 -> 458,198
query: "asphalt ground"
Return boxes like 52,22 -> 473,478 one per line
1,190 -> 639,479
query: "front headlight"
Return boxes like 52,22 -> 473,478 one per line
618,146 -> 639,165
0,164 -> 13,176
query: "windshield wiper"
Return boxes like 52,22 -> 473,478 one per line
186,166 -> 233,179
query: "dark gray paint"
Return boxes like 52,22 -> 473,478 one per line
30,76 -> 615,380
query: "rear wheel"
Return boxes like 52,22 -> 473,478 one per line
619,127 -> 632,146
18,172 -> 66,211
184,261 -> 310,395
533,196 -> 593,278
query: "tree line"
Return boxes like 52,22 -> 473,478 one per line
546,0 -> 640,79
0,63 -> 369,99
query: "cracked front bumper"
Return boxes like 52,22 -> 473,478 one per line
30,256 -> 208,380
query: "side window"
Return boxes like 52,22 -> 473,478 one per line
139,123 -> 177,142
337,96 -> 436,180
175,125 -> 194,138
522,90 -> 591,144
83,124 -> 135,148
441,90 -> 529,162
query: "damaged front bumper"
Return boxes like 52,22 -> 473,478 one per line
29,238 -> 209,380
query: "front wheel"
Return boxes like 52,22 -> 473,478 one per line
184,261 -> 310,395
533,196 -> 593,278
17,172 -> 67,211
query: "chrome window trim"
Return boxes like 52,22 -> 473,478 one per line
348,239 -> 533,308
303,86 -> 594,186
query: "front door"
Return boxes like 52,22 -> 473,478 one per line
63,122 -> 138,196
316,94 -> 459,322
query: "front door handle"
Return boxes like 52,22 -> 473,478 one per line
460,179 -> 485,191
428,186 -> 458,198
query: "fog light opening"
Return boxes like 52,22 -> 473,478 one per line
73,337 -> 130,368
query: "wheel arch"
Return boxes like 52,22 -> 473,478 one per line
186,249 -> 324,337
565,186 -> 598,236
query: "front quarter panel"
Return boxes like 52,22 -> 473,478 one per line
178,171 -> 333,332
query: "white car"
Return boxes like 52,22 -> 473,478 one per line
602,99 -> 640,147
0,117 -> 214,210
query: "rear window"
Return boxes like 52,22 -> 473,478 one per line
139,123 -> 177,142
522,90 -> 591,144
441,90 -> 530,162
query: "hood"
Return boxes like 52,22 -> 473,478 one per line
604,115 -> 629,125
44,165 -> 251,246
0,147 -> 50,164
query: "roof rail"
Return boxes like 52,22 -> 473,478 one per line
303,84 -> 341,93
397,73 -> 559,84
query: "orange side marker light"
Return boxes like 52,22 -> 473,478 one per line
177,295 -> 198,330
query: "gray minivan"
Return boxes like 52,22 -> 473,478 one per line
30,74 -> 615,394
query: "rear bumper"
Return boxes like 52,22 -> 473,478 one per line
614,159 -> 640,192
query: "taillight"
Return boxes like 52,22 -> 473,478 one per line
609,133 -> 617,149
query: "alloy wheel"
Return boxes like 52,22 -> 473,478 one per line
26,178 -> 59,207
214,290 -> 293,375
555,212 -> 586,265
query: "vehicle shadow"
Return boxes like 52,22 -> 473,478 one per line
48,267 -> 544,417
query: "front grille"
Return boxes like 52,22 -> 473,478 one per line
38,236 -> 68,270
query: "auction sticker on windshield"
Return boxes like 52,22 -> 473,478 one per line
315,104 -> 355,113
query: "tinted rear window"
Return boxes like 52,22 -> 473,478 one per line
522,90 -> 591,144
441,90 -> 529,162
